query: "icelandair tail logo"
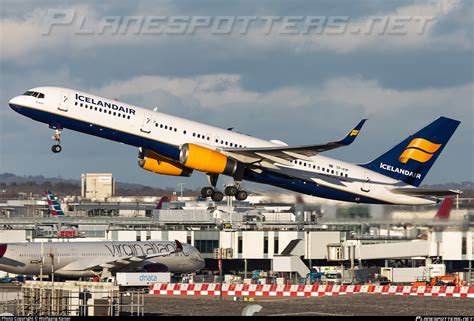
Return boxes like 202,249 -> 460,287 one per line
350,129 -> 359,136
380,163 -> 422,179
398,138 -> 441,164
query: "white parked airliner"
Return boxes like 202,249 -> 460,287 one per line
0,240 -> 205,278
9,87 -> 461,205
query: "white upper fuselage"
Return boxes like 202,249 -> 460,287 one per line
9,86 -> 435,205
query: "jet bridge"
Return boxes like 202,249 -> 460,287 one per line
328,240 -> 430,261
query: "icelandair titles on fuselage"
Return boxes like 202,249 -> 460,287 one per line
380,162 -> 422,179
76,94 -> 136,115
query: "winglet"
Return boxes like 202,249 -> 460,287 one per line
175,240 -> 183,252
337,119 -> 367,145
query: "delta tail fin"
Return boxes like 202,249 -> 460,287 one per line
46,190 -> 65,216
360,117 -> 460,186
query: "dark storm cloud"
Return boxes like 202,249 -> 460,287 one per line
1,0 -> 472,187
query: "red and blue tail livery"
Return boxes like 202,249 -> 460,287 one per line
46,190 -> 65,216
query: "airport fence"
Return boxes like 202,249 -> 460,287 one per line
149,283 -> 474,298
0,282 -> 147,316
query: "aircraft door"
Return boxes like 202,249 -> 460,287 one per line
361,172 -> 371,192
58,91 -> 70,112
140,113 -> 152,133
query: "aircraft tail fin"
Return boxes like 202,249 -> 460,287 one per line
156,196 -> 171,209
360,117 -> 460,186
46,190 -> 65,216
435,197 -> 453,221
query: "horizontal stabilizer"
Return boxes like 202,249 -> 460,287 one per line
392,188 -> 462,197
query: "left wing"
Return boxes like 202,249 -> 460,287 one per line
223,119 -> 367,167
60,240 -> 183,272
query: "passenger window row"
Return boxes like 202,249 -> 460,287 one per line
75,101 -> 131,119
153,121 -> 246,148
215,138 -> 244,148
291,160 -> 349,177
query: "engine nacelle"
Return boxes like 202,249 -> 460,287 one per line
138,149 -> 192,177
179,143 -> 237,175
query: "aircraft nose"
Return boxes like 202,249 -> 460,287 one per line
9,96 -> 22,112
198,252 -> 205,269
0,244 -> 7,258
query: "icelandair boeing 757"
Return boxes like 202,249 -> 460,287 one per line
0,240 -> 205,278
9,87 -> 461,205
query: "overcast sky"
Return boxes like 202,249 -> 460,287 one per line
0,0 -> 472,191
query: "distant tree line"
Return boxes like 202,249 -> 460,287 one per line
0,181 -> 199,199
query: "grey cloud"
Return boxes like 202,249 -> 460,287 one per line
1,0 -> 472,189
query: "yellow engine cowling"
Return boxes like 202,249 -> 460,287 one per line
179,143 -> 237,175
138,149 -> 192,177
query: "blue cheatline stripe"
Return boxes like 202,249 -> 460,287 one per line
10,104 -> 181,161
243,168 -> 390,204
12,104 -> 389,204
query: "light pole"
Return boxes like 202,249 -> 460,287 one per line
177,183 -> 185,201
219,258 -> 223,301
224,184 -> 233,226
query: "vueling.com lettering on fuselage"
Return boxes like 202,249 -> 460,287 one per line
76,94 -> 136,115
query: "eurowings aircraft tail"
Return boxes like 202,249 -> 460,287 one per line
361,117 -> 460,186
46,190 -> 65,216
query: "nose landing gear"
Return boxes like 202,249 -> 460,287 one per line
51,129 -> 62,153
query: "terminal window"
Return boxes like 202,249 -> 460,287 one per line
194,239 -> 218,253
462,237 -> 467,255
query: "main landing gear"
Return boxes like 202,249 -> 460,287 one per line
51,129 -> 62,153
201,173 -> 248,202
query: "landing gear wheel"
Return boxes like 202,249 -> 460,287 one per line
51,144 -> 62,153
235,190 -> 248,201
201,187 -> 214,198
211,191 -> 224,202
224,186 -> 238,196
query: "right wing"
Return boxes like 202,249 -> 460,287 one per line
223,119 -> 367,168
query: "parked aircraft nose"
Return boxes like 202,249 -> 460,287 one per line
0,244 -> 7,258
9,96 -> 22,112
196,250 -> 205,270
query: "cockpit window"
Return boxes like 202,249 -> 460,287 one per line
23,91 -> 45,99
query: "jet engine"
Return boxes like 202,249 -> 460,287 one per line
138,148 -> 192,177
179,143 -> 237,175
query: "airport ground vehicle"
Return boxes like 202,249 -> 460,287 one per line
0,276 -> 14,283
113,272 -> 171,287
412,274 -> 461,287
321,271 -> 343,285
